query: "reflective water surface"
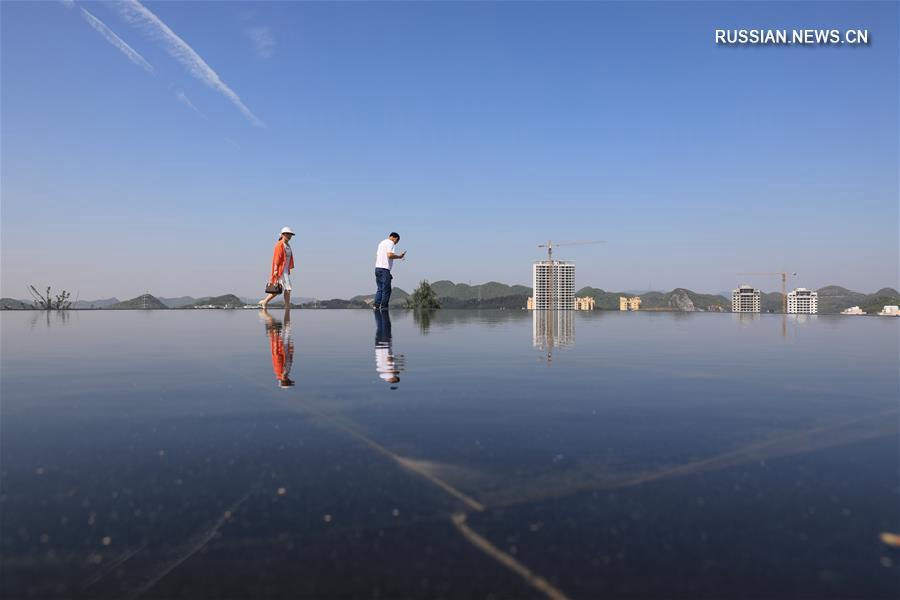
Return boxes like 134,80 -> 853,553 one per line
1,309 -> 898,599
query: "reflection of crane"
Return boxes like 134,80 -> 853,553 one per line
736,272 -> 797,313
536,240 -> 606,309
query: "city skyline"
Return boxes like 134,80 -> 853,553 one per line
2,1 -> 897,300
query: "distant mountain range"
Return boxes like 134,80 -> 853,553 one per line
0,298 -> 32,310
815,286 -> 900,315
336,282 -> 898,314
72,297 -> 120,309
2,283 -> 897,314
575,287 -> 731,312
160,295 -> 316,307
344,280 -> 530,308
109,294 -> 168,310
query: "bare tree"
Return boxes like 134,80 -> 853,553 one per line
28,285 -> 73,310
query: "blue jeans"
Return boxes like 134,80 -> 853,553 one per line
374,268 -> 392,307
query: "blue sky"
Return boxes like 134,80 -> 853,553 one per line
2,1 -> 897,300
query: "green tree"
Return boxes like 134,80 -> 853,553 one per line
406,280 -> 441,310
28,285 -> 73,310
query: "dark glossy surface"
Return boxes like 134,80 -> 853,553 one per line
2,309 -> 898,599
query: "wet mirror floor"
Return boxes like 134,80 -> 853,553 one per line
1,309 -> 898,599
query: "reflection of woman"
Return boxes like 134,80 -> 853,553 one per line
259,227 -> 295,308
260,309 -> 294,388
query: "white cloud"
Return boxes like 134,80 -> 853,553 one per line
175,90 -> 207,119
116,0 -> 265,128
60,0 -> 75,9
247,27 -> 275,59
80,7 -> 154,73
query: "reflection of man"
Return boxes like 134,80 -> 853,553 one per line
374,310 -> 403,389
260,308 -> 294,388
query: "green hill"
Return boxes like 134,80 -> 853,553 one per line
637,288 -> 730,312
71,297 -> 120,309
349,288 -> 409,308
859,293 -> 900,315
759,292 -> 784,313
0,298 -> 32,310
188,294 -> 244,308
109,294 -> 168,309
575,287 -> 729,312
429,280 -> 532,301
574,287 -> 629,310
160,296 -> 197,308
814,285 -> 866,314
808,286 -> 899,314
301,298 -> 372,309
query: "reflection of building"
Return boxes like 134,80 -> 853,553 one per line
787,288 -> 817,314
574,296 -> 595,310
619,296 -> 641,311
532,261 -> 575,310
841,306 -> 865,315
732,285 -> 761,313
533,310 -> 574,350
878,305 -> 899,317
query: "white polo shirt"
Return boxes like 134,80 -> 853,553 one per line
375,239 -> 395,270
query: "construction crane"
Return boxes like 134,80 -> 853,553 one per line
736,272 -> 797,313
537,240 -> 607,262
536,240 -> 606,310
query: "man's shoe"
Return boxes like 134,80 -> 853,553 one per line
372,304 -> 380,310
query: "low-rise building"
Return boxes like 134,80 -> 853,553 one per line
732,285 -> 760,313
574,296 -> 595,311
878,305 -> 899,316
619,296 -> 641,311
841,306 -> 866,315
787,288 -> 818,314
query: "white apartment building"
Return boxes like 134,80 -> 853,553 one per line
619,296 -> 641,311
787,288 -> 818,314
574,296 -> 595,311
841,306 -> 866,315
732,285 -> 761,313
532,261 -> 575,310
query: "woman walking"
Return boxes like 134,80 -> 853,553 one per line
259,226 -> 295,308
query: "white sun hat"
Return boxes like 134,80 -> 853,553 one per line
280,226 -> 295,235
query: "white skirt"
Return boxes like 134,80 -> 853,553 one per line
278,270 -> 292,292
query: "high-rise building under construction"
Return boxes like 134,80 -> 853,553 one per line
532,261 -> 575,310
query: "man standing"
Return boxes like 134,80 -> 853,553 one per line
373,232 -> 406,309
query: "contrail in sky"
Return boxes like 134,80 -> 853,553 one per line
79,6 -> 154,73
116,0 -> 266,128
